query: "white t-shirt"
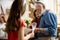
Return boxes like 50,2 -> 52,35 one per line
0,23 -> 7,39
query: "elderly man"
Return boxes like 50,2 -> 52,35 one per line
32,2 -> 57,40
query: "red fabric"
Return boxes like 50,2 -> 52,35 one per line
32,19 -> 40,27
17,19 -> 26,27
8,31 -> 18,40
8,19 -> 26,40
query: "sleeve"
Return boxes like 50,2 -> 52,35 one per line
43,12 -> 57,34
18,19 -> 26,27
21,19 -> 26,27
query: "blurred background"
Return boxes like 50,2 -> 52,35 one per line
0,0 -> 60,40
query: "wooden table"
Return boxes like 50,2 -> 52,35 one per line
57,25 -> 60,34
57,26 -> 60,40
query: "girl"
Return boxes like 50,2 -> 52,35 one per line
5,0 -> 34,40
6,0 -> 26,40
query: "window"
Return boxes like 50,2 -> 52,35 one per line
56,0 -> 60,24
58,0 -> 60,14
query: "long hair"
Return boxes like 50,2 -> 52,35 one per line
6,0 -> 23,32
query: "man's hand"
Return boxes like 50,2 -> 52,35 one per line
34,28 -> 44,33
34,28 -> 39,33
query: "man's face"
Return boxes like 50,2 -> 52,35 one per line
35,10 -> 41,18
35,3 -> 44,14
35,3 -> 44,18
